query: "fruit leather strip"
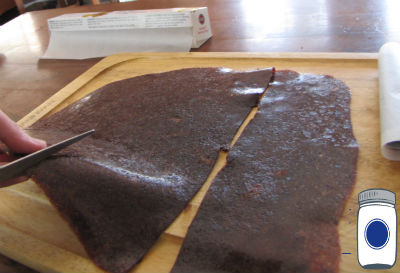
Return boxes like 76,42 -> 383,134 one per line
27,67 -> 274,273
171,70 -> 359,273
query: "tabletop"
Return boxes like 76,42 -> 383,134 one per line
1,0 -> 400,122
0,0 -> 400,272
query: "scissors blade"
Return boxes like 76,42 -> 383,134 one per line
0,129 -> 95,183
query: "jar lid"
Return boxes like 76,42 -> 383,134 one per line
358,189 -> 396,205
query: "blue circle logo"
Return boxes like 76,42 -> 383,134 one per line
364,219 -> 390,250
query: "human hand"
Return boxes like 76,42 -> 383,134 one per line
0,110 -> 47,187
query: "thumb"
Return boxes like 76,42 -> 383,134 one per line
0,110 -> 46,154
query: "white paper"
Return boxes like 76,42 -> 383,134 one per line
42,8 -> 212,59
378,42 -> 400,160
42,28 -> 193,59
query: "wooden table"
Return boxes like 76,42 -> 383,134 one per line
1,0 -> 400,122
0,0 -> 399,272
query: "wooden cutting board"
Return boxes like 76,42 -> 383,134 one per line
0,52 -> 399,273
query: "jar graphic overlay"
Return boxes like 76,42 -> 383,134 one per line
358,188 -> 397,269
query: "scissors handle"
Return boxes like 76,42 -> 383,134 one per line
0,129 -> 95,184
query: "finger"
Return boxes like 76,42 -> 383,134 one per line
0,110 -> 46,154
0,153 -> 16,162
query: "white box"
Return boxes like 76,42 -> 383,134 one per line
42,8 -> 212,59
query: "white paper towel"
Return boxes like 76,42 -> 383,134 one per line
379,42 -> 400,160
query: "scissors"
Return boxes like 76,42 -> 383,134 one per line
0,129 -> 95,184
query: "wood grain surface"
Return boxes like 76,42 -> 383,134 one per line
1,0 -> 400,123
0,52 -> 399,273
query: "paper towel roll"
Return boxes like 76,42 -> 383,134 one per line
379,42 -> 400,160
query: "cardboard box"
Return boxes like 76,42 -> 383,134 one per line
42,8 -> 212,59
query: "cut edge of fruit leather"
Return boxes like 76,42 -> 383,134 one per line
26,67 -> 275,273
171,70 -> 359,273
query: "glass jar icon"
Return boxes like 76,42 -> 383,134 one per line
358,189 -> 397,269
